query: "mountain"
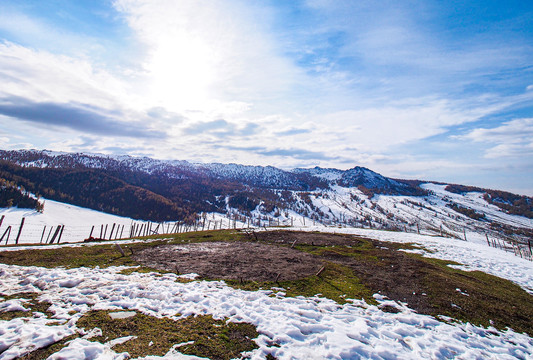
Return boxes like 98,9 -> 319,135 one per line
0,149 -> 531,244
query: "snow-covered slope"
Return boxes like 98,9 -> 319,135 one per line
0,149 -> 531,251
0,199 -> 136,245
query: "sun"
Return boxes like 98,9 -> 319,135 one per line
145,32 -> 214,111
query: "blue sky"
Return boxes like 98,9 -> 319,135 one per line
0,0 -> 532,195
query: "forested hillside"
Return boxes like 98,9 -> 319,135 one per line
0,177 -> 43,211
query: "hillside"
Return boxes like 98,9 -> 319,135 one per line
0,149 -> 532,246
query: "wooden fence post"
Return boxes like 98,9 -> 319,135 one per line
14,218 -> 25,245
0,226 -> 11,245
49,225 -> 61,244
109,223 -> 116,240
57,225 -> 65,244
40,226 -> 47,244
89,225 -> 95,239
46,227 -> 53,243
0,215 -> 4,228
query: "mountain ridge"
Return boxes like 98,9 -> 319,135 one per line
0,149 -> 531,245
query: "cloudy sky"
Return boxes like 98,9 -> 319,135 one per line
0,0 -> 532,194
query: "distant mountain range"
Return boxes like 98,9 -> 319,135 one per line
0,149 -> 531,242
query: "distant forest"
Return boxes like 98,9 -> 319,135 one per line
0,178 -> 43,211
445,184 -> 533,219
0,161 -> 286,222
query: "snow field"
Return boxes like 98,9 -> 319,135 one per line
0,199 -> 137,245
0,263 -> 532,360
0,201 -> 248,245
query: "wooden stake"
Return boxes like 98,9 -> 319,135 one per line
115,243 -> 125,257
316,266 -> 326,277
109,223 -> 116,240
291,240 -> 297,248
46,226 -> 53,243
15,217 -> 25,245
49,225 -> 61,244
40,225 -> 47,244
89,225 -> 95,239
0,226 -> 11,245
275,273 -> 281,283
57,225 -> 65,244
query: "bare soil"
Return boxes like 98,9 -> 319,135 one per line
134,241 -> 324,282
133,231 -> 533,335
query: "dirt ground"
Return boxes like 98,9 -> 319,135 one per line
129,230 -> 533,334
133,231 -> 363,282
134,241 -> 324,282
255,231 -> 439,313
251,230 -> 363,247
133,231 -> 437,306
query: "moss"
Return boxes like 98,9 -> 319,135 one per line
77,310 -> 258,359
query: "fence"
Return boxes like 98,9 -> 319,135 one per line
0,213 -> 531,262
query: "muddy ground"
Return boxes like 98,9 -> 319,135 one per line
134,241 -> 324,282
133,230 -> 532,334
133,230 -> 431,310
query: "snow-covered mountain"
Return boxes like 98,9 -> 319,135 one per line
0,149 -> 531,247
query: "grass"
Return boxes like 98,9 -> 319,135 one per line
0,292 -> 53,321
414,255 -> 533,335
226,262 -> 377,305
0,230 -> 243,270
76,310 -> 258,359
1,229 -> 532,336
18,335 -> 79,360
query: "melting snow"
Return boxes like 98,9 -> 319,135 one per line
0,227 -> 532,359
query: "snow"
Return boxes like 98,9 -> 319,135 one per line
1,226 -> 532,359
0,199 -> 137,245
0,262 -> 531,359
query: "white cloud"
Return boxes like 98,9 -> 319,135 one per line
113,0 -> 304,113
460,118 -> 533,159
0,42 -> 130,109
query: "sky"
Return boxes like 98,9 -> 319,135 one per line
0,0 -> 532,195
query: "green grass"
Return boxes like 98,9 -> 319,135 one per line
76,310 -> 258,359
227,262 -> 377,305
412,255 -> 533,335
